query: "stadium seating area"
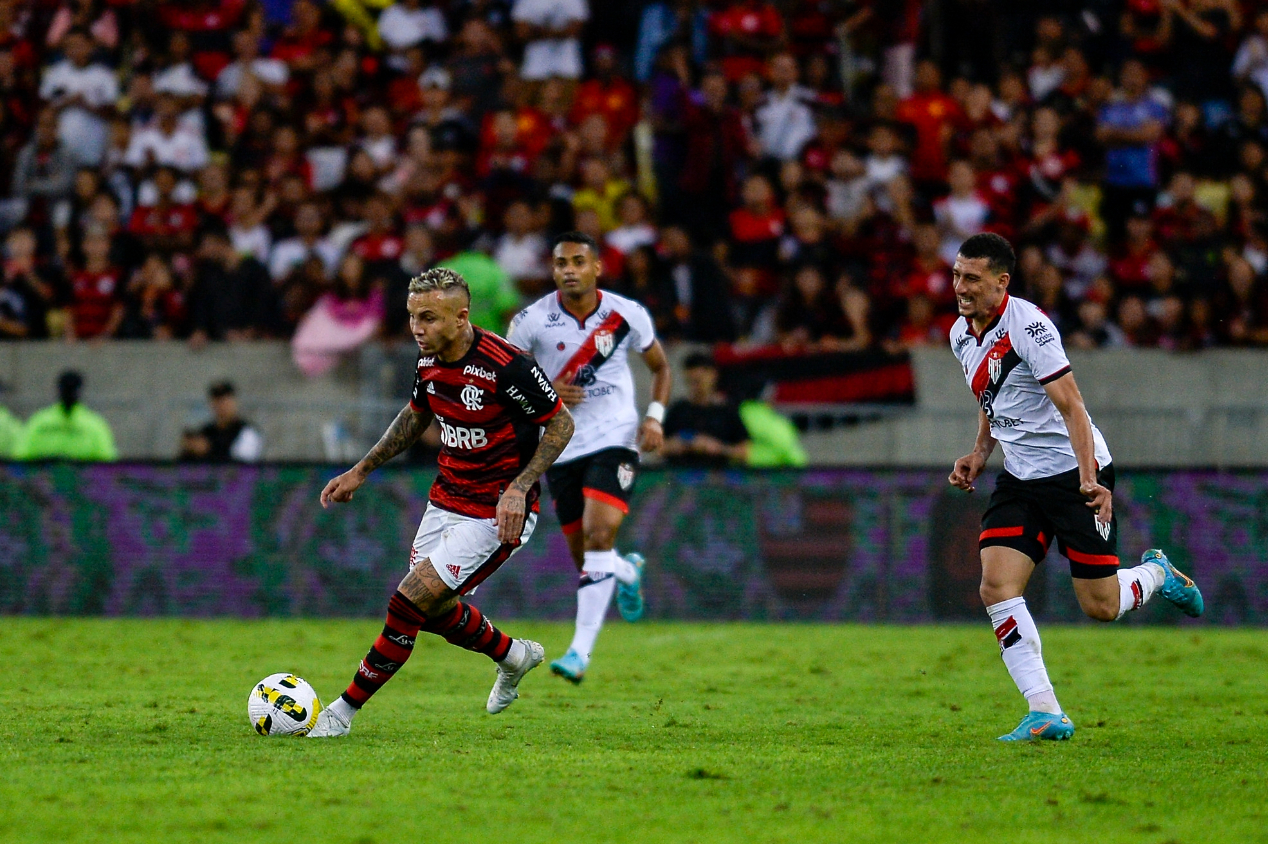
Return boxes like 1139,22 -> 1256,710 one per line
1,0 -> 1267,353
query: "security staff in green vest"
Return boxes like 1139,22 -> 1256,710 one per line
13,370 -> 118,461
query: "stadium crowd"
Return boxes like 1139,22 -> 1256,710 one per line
0,0 -> 1267,357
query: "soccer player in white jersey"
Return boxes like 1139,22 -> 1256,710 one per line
946,233 -> 1204,741
508,231 -> 672,683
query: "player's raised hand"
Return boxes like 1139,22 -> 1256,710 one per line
320,468 -> 366,508
495,487 -> 527,544
949,451 -> 987,492
637,418 -> 663,453
552,377 -> 586,408
1080,481 -> 1113,525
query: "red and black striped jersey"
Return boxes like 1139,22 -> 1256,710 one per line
409,328 -> 562,519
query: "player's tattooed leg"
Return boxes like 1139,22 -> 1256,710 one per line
398,557 -> 457,615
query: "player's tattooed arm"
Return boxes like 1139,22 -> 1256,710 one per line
320,404 -> 433,508
495,406 -> 574,542
358,403 -> 434,474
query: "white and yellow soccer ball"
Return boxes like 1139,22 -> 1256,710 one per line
248,673 -> 322,736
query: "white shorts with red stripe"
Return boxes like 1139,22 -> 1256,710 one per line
409,503 -> 537,594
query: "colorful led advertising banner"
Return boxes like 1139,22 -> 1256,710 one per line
0,464 -> 1263,624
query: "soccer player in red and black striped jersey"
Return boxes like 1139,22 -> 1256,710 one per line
308,268 -> 574,737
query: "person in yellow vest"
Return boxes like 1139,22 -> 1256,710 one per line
13,370 -> 118,461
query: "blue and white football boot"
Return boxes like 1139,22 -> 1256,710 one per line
998,711 -> 1075,742
1142,549 -> 1204,618
616,552 -> 646,622
550,648 -> 587,685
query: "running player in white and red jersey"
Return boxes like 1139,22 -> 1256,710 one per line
947,233 -> 1204,742
307,268 -> 575,737
507,231 -> 672,684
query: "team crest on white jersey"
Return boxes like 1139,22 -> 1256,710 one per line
617,462 -> 635,490
594,329 -> 614,357
988,356 -> 1002,384
461,383 -> 483,411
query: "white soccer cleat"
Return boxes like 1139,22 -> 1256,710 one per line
487,639 -> 544,714
307,705 -> 352,738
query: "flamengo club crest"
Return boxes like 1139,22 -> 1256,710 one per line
594,329 -> 614,357
461,383 -> 483,411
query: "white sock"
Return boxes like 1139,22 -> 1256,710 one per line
568,572 -> 616,662
581,549 -> 638,584
503,638 -> 527,666
986,597 -> 1062,714
328,696 -> 357,723
1116,562 -> 1165,620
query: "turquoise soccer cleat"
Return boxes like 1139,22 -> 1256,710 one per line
1143,549 -> 1204,618
616,552 -> 646,622
998,711 -> 1075,742
550,649 -> 586,684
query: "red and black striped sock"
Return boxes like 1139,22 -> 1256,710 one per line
341,591 -> 427,710
422,601 -> 513,662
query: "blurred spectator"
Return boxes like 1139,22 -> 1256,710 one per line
436,248 -> 519,331
1096,59 -> 1169,241
123,93 -> 210,173
933,161 -> 990,264
657,226 -> 735,342
180,380 -> 263,462
119,254 -> 187,340
679,69 -> 753,242
378,0 -> 448,54
68,224 -> 123,339
895,60 -> 963,187
662,351 -> 750,467
709,0 -> 783,82
1,227 -> 59,339
11,108 -> 73,225
754,53 -> 816,162
13,370 -> 117,461
512,0 -> 588,81
38,29 -> 117,167
770,263 -> 870,352
492,198 -> 549,296
268,201 -> 340,282
189,226 -> 277,344
292,252 -> 384,376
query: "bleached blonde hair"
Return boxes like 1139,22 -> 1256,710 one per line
408,267 -> 470,301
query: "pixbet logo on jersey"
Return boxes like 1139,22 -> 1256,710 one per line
436,417 -> 488,449
463,364 -> 496,382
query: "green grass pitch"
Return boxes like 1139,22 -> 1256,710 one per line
0,619 -> 1264,844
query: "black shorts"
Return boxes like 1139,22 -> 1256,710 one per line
979,464 -> 1119,579
545,447 -> 639,534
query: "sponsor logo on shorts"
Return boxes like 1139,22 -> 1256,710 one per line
463,364 -> 496,383
438,420 -> 488,449
460,383 -> 484,411
617,462 -> 635,490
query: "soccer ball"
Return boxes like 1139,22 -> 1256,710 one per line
248,673 -> 322,736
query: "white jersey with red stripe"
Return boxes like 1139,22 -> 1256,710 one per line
508,289 -> 656,464
950,293 -> 1112,480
